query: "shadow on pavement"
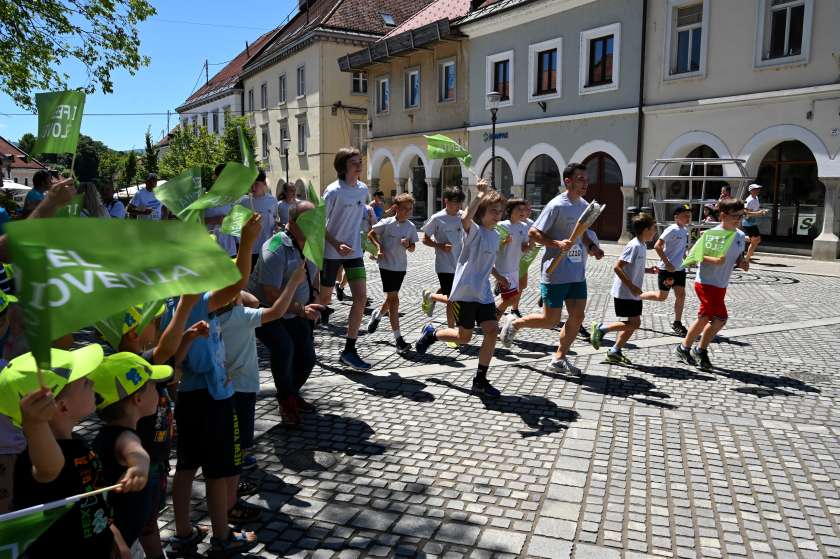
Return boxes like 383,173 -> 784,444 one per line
714,365 -> 821,395
340,370 -> 436,402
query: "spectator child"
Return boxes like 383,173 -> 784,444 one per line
494,199 -> 531,319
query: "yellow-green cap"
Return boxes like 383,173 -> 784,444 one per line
0,345 -> 104,427
89,352 -> 173,410
0,291 -> 17,314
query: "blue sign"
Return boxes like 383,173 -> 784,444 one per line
482,131 -> 508,142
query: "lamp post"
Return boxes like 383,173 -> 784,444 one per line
486,91 -> 502,190
281,137 -> 292,185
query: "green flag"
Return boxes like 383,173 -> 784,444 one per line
31,91 -> 86,156
681,228 -> 736,268
54,194 -> 84,218
495,224 -> 509,250
425,134 -> 472,169
519,243 -> 541,276
181,162 -> 257,213
238,126 -> 256,169
296,182 -> 326,269
6,219 -> 241,369
155,167 -> 202,218
220,204 -> 255,237
362,230 -> 378,258
0,501 -> 73,559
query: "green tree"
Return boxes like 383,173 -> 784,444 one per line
0,0 -> 156,109
73,135 -> 101,181
124,151 -> 138,189
222,116 -> 257,164
159,126 -> 223,187
16,133 -> 36,155
143,129 -> 159,175
98,150 -> 126,186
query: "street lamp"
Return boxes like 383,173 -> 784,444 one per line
486,91 -> 502,189
281,137 -> 293,185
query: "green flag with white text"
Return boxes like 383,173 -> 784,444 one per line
155,167 -> 203,219
32,91 -> 86,156
239,126 -> 256,169
220,204 -> 255,237
54,194 -> 84,218
681,228 -> 736,268
0,501 -> 73,559
425,134 -> 472,169
296,182 -> 326,269
6,219 -> 241,369
181,162 -> 257,213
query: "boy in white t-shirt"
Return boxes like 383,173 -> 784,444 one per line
415,180 -> 505,397
641,205 -> 691,336
365,193 -> 419,353
590,214 -> 658,365
240,170 -> 278,269
494,198 -> 531,319
421,187 -> 466,331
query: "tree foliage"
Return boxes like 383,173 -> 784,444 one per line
222,116 -> 257,164
143,129 -> 159,175
98,149 -> 126,186
159,126 -> 223,187
123,151 -> 138,188
16,133 -> 36,155
0,0 -> 156,109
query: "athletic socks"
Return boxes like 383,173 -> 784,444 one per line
608,346 -> 621,355
344,337 -> 357,354
598,323 -> 609,334
475,364 -> 489,382
393,329 -> 402,341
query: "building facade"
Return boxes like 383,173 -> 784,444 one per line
340,0 -> 473,221
640,0 -> 840,259
0,136 -> 47,186
460,0 -> 644,241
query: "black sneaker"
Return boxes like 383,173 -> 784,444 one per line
471,377 -> 501,398
537,296 -> 543,307
340,350 -> 371,371
511,309 -> 523,318
415,324 -> 436,354
319,306 -> 334,326
335,283 -> 346,301
675,344 -> 696,366
578,325 -> 591,341
692,347 -> 713,371
672,321 -> 688,337
395,337 -> 411,354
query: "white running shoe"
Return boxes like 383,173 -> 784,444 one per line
500,315 -> 517,348
549,356 -> 581,375
421,289 -> 434,317
366,308 -> 381,333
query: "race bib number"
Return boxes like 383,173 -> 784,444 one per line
567,244 -> 583,263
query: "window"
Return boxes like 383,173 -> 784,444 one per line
260,83 -> 268,109
192,119 -> 198,136
528,38 -> 562,101
485,50 -> 514,108
376,77 -> 390,113
439,60 -> 456,102
404,69 -> 420,109
579,23 -> 621,94
279,125 -> 290,153
352,72 -> 368,94
296,65 -> 305,97
222,106 -> 230,128
202,113 -> 208,129
351,122 -> 369,153
278,74 -> 286,104
247,89 -> 254,112
381,13 -> 395,27
297,121 -> 306,154
666,1 -> 708,78
212,111 -> 219,134
260,126 -> 270,159
756,0 -> 813,66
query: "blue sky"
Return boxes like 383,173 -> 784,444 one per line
0,0 -> 297,151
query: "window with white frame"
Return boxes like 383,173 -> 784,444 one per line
756,0 -> 813,66
352,72 -> 368,94
439,60 -> 456,102
351,122 -> 369,153
528,38 -> 562,102
296,65 -> 305,97
260,126 -> 270,159
297,121 -> 306,154
376,77 -> 390,113
579,23 -> 620,94
404,69 -> 420,109
192,119 -> 198,136
202,113 -> 208,129
279,125 -> 289,153
485,50 -> 514,108
666,1 -> 708,77
247,89 -> 254,112
278,74 -> 287,104
260,83 -> 268,109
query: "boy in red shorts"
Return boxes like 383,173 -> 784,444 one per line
675,198 -> 748,371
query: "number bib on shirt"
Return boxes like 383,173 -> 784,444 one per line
567,243 -> 583,263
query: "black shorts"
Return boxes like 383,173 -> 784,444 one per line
657,269 -> 687,291
614,297 -> 643,318
174,390 -> 242,478
451,301 -> 497,329
742,225 -> 761,238
233,392 -> 257,450
320,257 -> 366,287
379,268 -> 406,293
437,273 -> 455,296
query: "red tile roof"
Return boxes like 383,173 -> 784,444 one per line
0,136 -> 47,170
384,0 -> 472,38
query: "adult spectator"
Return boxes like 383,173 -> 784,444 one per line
102,184 -> 126,219
78,182 -> 109,217
500,162 -> 605,374
205,163 -> 237,257
240,170 -> 278,269
742,183 -> 768,262
127,172 -> 162,220
277,182 -> 301,229
247,201 -> 323,427
23,170 -> 54,216
371,190 -> 386,220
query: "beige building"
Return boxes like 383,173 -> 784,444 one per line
641,0 -> 840,259
340,0 -> 473,220
239,0 -> 433,196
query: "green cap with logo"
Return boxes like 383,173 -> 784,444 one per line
0,345 -> 104,427
89,352 -> 173,410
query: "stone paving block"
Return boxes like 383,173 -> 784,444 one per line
534,517 -> 577,540
475,528 -> 526,554
391,514 -> 441,539
435,523 -> 481,546
528,536 -> 573,558
350,509 -> 399,532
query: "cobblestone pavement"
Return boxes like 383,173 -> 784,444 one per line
82,243 -> 840,558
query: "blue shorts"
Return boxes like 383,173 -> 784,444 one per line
540,281 -> 587,309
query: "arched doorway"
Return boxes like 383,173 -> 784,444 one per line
481,157 -> 513,198
524,155 -> 561,217
582,152 -> 624,240
438,157 -> 462,212
410,156 -> 428,221
755,141 -> 824,243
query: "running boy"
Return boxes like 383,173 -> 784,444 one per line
365,193 -> 419,353
494,198 -> 531,318
641,205 -> 691,336
590,213 -> 658,364
421,187 -> 466,331
675,198 -> 748,370
415,180 -> 504,397
511,202 -> 538,318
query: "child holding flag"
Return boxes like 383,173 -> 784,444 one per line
365,193 -> 419,353
511,202 -> 538,318
240,170 -> 278,270
494,198 -> 531,319
415,180 -> 505,397
675,198 -> 748,370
